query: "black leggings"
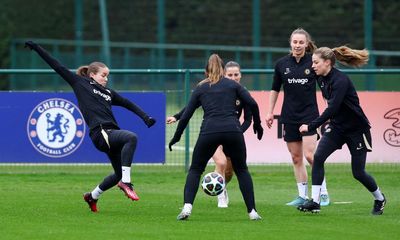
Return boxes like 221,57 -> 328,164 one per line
312,132 -> 378,192
183,132 -> 256,213
90,129 -> 138,191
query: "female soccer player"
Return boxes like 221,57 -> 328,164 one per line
169,54 -> 263,220
166,61 -> 251,208
298,46 -> 386,214
265,28 -> 329,206
25,41 -> 156,212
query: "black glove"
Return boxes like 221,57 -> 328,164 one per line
144,116 -> 156,128
253,122 -> 263,140
25,41 -> 36,50
168,135 -> 181,151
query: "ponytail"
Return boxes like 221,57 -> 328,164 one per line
76,65 -> 89,77
314,46 -> 369,68
198,54 -> 224,86
332,46 -> 369,67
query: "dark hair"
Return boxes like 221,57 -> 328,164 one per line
199,54 -> 224,85
314,46 -> 369,67
290,28 -> 317,53
76,62 -> 108,77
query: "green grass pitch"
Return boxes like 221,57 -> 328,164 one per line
1,164 -> 399,240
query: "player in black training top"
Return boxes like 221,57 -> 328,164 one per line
298,46 -> 386,215
166,61 -> 251,208
169,54 -> 263,221
265,28 -> 329,206
25,41 -> 156,212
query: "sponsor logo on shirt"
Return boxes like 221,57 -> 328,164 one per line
93,89 -> 111,101
287,78 -> 309,84
27,98 -> 85,158
284,68 -> 291,75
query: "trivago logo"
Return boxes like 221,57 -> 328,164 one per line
27,98 -> 86,158
383,108 -> 400,147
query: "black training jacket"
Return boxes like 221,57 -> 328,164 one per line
308,68 -> 370,134
173,96 -> 252,133
174,78 -> 261,137
29,43 -> 149,132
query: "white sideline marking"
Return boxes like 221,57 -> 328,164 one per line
333,201 -> 353,204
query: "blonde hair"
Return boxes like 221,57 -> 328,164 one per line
76,62 -> 107,77
198,54 -> 224,86
314,46 -> 369,67
290,28 -> 317,53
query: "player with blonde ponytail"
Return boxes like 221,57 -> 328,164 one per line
298,46 -> 386,215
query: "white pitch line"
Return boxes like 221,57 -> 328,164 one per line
333,201 -> 353,204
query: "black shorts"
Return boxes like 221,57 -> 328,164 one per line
283,123 -> 318,142
323,126 -> 372,154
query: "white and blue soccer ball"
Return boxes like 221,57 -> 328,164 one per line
201,172 -> 225,196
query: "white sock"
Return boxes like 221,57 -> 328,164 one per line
121,166 -> 131,183
297,182 -> 308,199
183,203 -> 192,212
312,185 -> 322,203
372,187 -> 384,201
91,186 -> 103,200
321,178 -> 328,195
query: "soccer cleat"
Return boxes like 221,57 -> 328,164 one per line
177,209 -> 191,220
83,192 -> 98,212
320,194 -> 330,206
371,194 -> 386,215
117,181 -> 140,201
297,199 -> 320,213
217,189 -> 229,208
286,196 -> 307,206
249,209 -> 262,220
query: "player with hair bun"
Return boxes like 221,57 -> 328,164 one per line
298,46 -> 386,214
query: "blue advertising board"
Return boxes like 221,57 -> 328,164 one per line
0,92 -> 165,163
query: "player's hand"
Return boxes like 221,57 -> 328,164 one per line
168,135 -> 181,151
299,124 -> 308,133
144,116 -> 156,128
24,41 -> 36,50
253,122 -> 264,140
166,116 -> 177,124
265,113 -> 274,129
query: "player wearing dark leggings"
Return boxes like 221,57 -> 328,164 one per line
25,41 -> 156,212
169,54 -> 263,221
298,46 -> 386,215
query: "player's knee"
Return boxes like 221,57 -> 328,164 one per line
352,170 -> 365,181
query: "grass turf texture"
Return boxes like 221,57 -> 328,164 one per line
1,164 -> 399,240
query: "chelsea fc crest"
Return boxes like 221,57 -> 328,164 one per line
27,98 -> 85,158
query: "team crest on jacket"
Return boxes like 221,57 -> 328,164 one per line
304,69 -> 311,75
27,98 -> 85,158
236,99 -> 241,106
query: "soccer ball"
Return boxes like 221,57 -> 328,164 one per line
201,172 -> 225,196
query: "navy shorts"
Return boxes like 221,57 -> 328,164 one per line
283,123 -> 318,142
323,126 -> 372,154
